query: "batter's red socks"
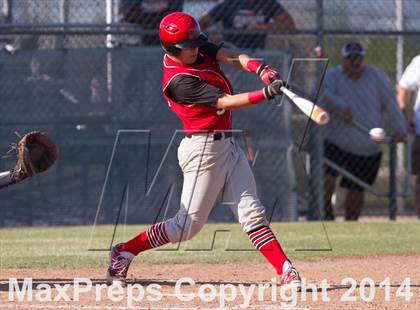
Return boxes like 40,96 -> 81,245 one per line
118,222 -> 170,256
247,226 -> 291,275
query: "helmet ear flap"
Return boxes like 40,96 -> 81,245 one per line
161,43 -> 181,56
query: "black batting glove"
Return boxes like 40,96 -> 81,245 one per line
263,79 -> 289,99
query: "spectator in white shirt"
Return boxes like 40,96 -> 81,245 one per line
397,55 -> 420,219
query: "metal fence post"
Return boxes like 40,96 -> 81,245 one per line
57,0 -> 69,49
395,0 -> 406,215
389,141 -> 398,220
106,0 -> 113,105
2,0 -> 12,23
307,0 -> 325,220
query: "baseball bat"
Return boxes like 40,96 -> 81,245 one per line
280,86 -> 330,125
350,119 -> 389,143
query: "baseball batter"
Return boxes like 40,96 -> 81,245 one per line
107,12 -> 301,287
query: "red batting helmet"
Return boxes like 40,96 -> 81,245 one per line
159,12 -> 207,55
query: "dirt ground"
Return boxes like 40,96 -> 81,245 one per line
0,254 -> 419,309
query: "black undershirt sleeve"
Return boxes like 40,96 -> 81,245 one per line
167,75 -> 226,106
200,42 -> 222,60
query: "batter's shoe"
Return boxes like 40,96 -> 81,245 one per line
280,267 -> 301,289
106,243 -> 132,287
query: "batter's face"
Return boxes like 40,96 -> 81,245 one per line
172,47 -> 199,65
341,55 -> 366,80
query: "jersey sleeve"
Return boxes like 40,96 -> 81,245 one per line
167,75 -> 226,106
399,56 -> 420,91
200,42 -> 222,60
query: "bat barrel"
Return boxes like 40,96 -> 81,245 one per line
281,87 -> 329,125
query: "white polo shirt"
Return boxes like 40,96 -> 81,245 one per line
399,55 -> 420,134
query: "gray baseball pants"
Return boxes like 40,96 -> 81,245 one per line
164,134 -> 268,243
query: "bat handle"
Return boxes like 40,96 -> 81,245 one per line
280,86 -> 296,100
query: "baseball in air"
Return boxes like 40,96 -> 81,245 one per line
369,128 -> 386,142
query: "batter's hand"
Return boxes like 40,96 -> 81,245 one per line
258,65 -> 281,86
264,79 -> 288,99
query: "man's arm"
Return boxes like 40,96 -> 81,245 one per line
246,0 -> 295,30
377,72 -> 406,140
248,11 -> 295,30
216,48 -> 281,85
397,85 -> 415,133
215,48 -> 250,71
199,0 -> 228,29
273,10 -> 295,30
397,55 -> 420,133
167,75 -> 286,111
200,43 -> 242,70
199,11 -> 216,29
216,80 -> 286,110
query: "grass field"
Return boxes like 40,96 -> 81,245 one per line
1,220 -> 419,269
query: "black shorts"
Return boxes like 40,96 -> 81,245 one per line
412,135 -> 420,176
324,141 -> 382,190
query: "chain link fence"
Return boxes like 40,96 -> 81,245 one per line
0,0 -> 419,226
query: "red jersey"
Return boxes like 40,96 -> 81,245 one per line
162,51 -> 233,134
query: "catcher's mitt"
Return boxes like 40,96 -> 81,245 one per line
9,131 -> 59,184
